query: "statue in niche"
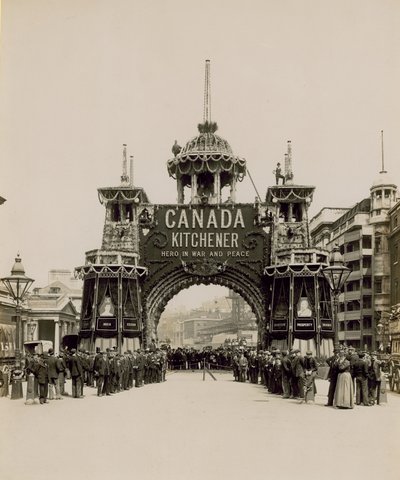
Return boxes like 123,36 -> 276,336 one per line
99,296 -> 115,317
297,297 -> 312,317
274,299 -> 288,319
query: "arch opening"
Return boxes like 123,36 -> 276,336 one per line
158,285 -> 257,349
143,267 -> 266,347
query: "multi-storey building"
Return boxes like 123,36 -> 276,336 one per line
389,200 -> 400,307
310,170 -> 398,350
388,199 -> 400,354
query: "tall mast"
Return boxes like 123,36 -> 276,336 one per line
130,155 -> 134,187
121,144 -> 129,185
380,130 -> 386,173
203,59 -> 211,124
285,140 -> 294,183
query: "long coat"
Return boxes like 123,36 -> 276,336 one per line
47,355 -> 59,380
291,355 -> 305,378
69,354 -> 84,378
34,359 -> 49,385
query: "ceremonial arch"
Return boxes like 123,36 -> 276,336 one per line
75,62 -> 334,356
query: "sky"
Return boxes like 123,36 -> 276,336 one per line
1,0 -> 400,308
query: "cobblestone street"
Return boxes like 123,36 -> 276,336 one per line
1,372 -> 399,480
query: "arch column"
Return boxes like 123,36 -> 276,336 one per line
54,320 -> 60,354
214,172 -> 221,203
230,176 -> 237,202
177,177 -> 184,203
191,174 -> 198,203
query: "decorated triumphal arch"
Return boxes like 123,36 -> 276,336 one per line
75,61 -> 334,355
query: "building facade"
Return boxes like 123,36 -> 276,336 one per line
310,170 -> 398,350
0,271 -> 81,362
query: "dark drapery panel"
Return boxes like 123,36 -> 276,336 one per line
319,277 -> 334,339
109,279 -> 119,312
122,279 -> 139,318
272,278 -> 290,318
81,278 -> 94,320
96,279 -> 109,314
304,278 -> 316,316
270,278 -> 290,340
293,277 -> 303,317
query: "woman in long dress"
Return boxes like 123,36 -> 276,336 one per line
333,351 -> 354,409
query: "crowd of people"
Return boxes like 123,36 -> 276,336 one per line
24,346 -> 168,404
165,344 -> 384,408
230,345 -> 383,408
18,343 -> 384,408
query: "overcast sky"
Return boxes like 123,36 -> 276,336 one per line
1,0 -> 399,308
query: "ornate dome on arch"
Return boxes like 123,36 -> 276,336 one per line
167,122 -> 247,184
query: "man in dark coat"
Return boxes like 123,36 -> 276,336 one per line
68,349 -> 84,398
354,352 -> 370,406
93,351 -> 107,397
47,348 -> 61,400
325,348 -> 340,406
291,349 -> 305,401
280,350 -> 292,399
368,352 -> 382,405
35,354 -> 49,404
303,351 -> 318,402
101,350 -> 112,396
57,353 -> 67,396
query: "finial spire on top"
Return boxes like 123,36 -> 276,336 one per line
121,144 -> 130,185
285,140 -> 294,183
204,59 -> 211,124
198,59 -> 218,134
380,130 -> 386,173
129,155 -> 134,188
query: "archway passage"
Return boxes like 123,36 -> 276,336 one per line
142,265 -> 266,345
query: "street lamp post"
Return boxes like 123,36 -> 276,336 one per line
322,246 -> 351,350
1,254 -> 34,398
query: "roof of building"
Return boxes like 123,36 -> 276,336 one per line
371,170 -> 397,189
331,198 -> 371,231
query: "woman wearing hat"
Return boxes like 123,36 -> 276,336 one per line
333,350 -> 354,409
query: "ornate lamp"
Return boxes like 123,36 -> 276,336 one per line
1,254 -> 34,365
322,246 -> 351,349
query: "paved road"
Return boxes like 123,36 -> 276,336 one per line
1,371 -> 399,480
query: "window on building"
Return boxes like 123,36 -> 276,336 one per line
362,236 -> 372,249
394,244 -> 399,264
363,257 -> 371,269
375,278 -> 383,294
394,216 -> 398,228
363,277 -> 372,289
375,234 -> 382,253
124,204 -> 133,222
384,189 -> 391,198
363,296 -> 372,309
111,203 -> 121,222
49,287 -> 61,294
363,317 -> 372,329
